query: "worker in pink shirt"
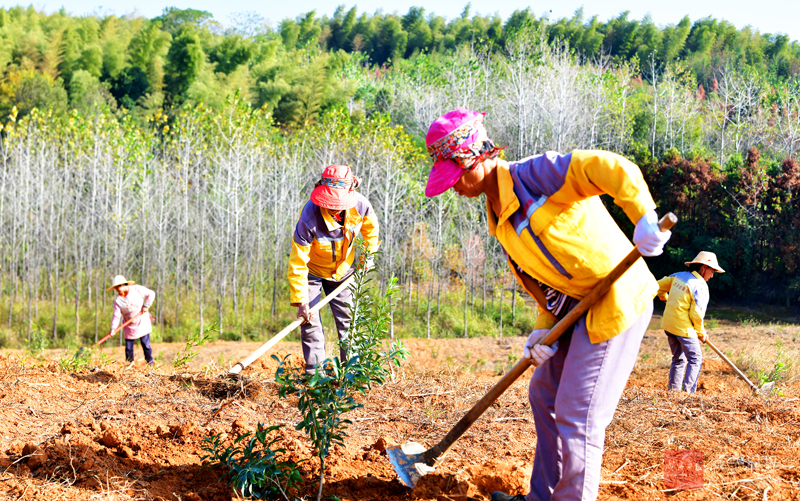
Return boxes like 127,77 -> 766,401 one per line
107,275 -> 156,366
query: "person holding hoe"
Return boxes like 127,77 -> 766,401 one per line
424,109 -> 671,501
656,251 -> 724,394
288,165 -> 380,374
107,275 -> 156,366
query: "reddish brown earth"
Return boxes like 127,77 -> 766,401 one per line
1,318 -> 799,500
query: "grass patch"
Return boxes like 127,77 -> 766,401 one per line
734,338 -> 799,386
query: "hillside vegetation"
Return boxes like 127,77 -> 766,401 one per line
0,5 -> 798,350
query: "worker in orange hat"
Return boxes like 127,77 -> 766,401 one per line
287,165 -> 380,373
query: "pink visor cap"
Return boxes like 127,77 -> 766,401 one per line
424,109 -> 486,197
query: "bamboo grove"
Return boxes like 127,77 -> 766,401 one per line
0,7 -> 799,349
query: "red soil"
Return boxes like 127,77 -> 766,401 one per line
1,328 -> 798,500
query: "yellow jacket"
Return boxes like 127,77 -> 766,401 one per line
657,271 -> 709,338
288,194 -> 380,304
491,150 -> 659,343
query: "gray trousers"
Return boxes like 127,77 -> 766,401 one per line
300,272 -> 353,373
666,332 -> 703,393
526,301 -> 653,501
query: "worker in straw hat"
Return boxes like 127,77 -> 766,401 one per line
424,109 -> 671,501
106,275 -> 156,366
656,251 -> 724,393
288,165 -> 380,373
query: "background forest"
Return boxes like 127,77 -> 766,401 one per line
0,4 -> 799,350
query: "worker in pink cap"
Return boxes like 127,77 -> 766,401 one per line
288,165 -> 380,373
424,109 -> 671,501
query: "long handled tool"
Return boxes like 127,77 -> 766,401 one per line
95,311 -> 147,348
387,213 -> 677,488
705,338 -> 774,397
226,275 -> 356,376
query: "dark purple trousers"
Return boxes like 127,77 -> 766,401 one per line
125,334 -> 154,364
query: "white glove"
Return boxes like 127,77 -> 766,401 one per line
633,210 -> 671,257
359,254 -> 375,272
523,329 -> 558,367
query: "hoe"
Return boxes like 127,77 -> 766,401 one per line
94,311 -> 147,347
226,276 -> 355,376
705,339 -> 775,397
387,213 -> 678,488
75,310 -> 147,357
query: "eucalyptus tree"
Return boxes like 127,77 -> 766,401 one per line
707,66 -> 765,164
535,46 -> 584,153
267,126 -> 309,318
164,105 -> 208,333
649,65 -> 701,153
424,191 -> 455,338
453,196 -> 484,338
206,96 -> 265,336
771,82 -> 800,159
493,23 -> 546,158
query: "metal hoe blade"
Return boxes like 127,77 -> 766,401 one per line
386,442 -> 435,488
756,381 -> 775,398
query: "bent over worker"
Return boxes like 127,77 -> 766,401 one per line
107,275 -> 156,366
657,251 -> 724,393
288,165 -> 379,373
424,109 -> 671,501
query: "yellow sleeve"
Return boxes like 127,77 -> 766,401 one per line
552,150 -> 657,225
288,242 -> 312,304
689,299 -> 706,335
533,304 -> 558,330
360,211 -> 380,254
656,276 -> 673,302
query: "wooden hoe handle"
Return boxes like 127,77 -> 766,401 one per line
95,310 -> 147,348
227,274 -> 356,375
423,212 -> 678,465
705,338 -> 759,392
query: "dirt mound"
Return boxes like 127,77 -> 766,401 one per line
468,460 -> 531,495
169,373 -> 265,400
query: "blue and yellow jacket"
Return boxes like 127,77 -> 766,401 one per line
491,150 -> 659,343
657,271 -> 709,338
288,193 -> 380,304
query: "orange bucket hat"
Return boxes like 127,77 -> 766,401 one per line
310,165 -> 362,211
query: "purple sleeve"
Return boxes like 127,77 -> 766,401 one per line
293,203 -> 315,246
509,152 -> 573,197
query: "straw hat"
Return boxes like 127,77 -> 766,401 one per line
106,275 -> 135,291
685,251 -> 725,273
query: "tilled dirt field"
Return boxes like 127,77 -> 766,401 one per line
1,319 -> 799,500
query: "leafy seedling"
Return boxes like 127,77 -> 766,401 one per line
274,245 -> 408,501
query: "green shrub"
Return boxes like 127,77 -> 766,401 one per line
57,347 -> 94,372
202,424 -> 303,500
173,323 -> 217,371
25,327 -> 50,356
